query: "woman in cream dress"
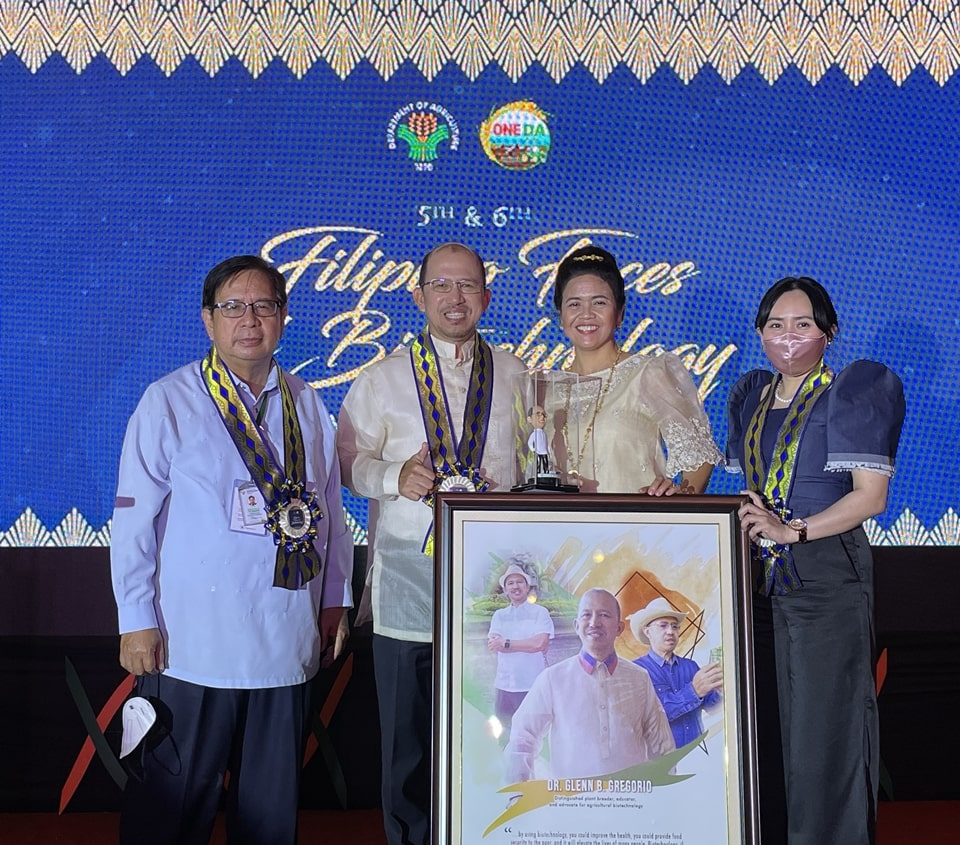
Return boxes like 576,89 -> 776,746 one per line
551,245 -> 722,494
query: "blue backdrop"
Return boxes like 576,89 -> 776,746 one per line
3,50 -> 958,546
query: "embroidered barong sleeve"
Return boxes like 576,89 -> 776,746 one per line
825,361 -> 905,477
111,382 -> 173,634
637,353 -> 724,478
337,364 -> 405,500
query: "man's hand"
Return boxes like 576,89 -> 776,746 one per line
399,442 -> 436,501
487,633 -> 505,652
119,628 -> 165,675
319,606 -> 349,667
692,662 -> 724,697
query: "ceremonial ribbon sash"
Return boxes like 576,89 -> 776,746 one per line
743,361 -> 833,596
410,330 -> 494,555
202,347 -> 323,589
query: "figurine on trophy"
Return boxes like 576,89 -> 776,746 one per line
526,405 -> 550,477
511,369 -> 591,492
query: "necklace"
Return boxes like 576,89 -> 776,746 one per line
774,382 -> 795,404
563,348 -> 623,480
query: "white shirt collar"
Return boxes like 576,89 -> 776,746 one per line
228,361 -> 279,402
430,333 -> 476,363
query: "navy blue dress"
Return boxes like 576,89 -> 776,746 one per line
726,360 -> 905,845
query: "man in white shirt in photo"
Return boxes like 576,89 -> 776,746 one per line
504,588 -> 675,784
487,559 -> 554,738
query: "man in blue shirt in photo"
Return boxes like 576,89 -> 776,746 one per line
631,598 -> 723,750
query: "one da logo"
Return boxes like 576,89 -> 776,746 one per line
480,100 -> 551,171
386,101 -> 460,171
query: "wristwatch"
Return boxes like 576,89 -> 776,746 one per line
504,639 -> 511,650
787,518 -> 808,544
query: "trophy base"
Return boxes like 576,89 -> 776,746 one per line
511,476 -> 580,493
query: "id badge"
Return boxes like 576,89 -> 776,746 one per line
230,481 -> 266,534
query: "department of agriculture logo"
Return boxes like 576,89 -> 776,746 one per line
386,102 -> 460,171
479,101 -> 551,171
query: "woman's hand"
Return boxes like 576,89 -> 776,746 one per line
738,490 -> 795,546
639,475 -> 683,496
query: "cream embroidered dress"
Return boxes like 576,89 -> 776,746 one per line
552,352 -> 722,493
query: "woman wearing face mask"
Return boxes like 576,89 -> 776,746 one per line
551,245 -> 723,494
727,276 -> 905,845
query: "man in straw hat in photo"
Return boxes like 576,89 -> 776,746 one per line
631,598 -> 723,750
487,557 -> 555,738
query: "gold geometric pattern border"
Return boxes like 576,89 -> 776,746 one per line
0,505 -> 369,547
1,506 -> 956,547
1,1 -> 959,84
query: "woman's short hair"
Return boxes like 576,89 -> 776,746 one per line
754,276 -> 839,339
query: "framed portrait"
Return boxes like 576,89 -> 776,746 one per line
433,493 -> 757,845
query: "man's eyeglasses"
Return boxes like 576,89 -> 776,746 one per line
211,299 -> 282,318
420,278 -> 485,295
649,621 -> 681,632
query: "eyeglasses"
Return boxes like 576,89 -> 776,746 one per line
649,621 -> 681,631
211,299 -> 282,318
420,278 -> 485,295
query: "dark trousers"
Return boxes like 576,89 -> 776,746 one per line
494,688 -> 527,723
373,635 -> 433,845
119,673 -> 311,845
494,688 -> 528,747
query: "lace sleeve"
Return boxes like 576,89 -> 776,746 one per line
638,354 -> 724,477
662,416 -> 726,477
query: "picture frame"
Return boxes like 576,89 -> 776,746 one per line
433,493 -> 758,845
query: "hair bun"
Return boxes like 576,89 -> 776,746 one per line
553,245 -> 626,311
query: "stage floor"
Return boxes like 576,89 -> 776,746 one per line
1,803 -> 959,844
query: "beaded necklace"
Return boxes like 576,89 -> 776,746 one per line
563,348 -> 623,482
774,382 -> 796,404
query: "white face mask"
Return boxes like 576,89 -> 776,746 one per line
761,331 -> 827,377
120,697 -> 157,759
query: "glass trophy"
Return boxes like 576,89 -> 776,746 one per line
510,369 -> 599,492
